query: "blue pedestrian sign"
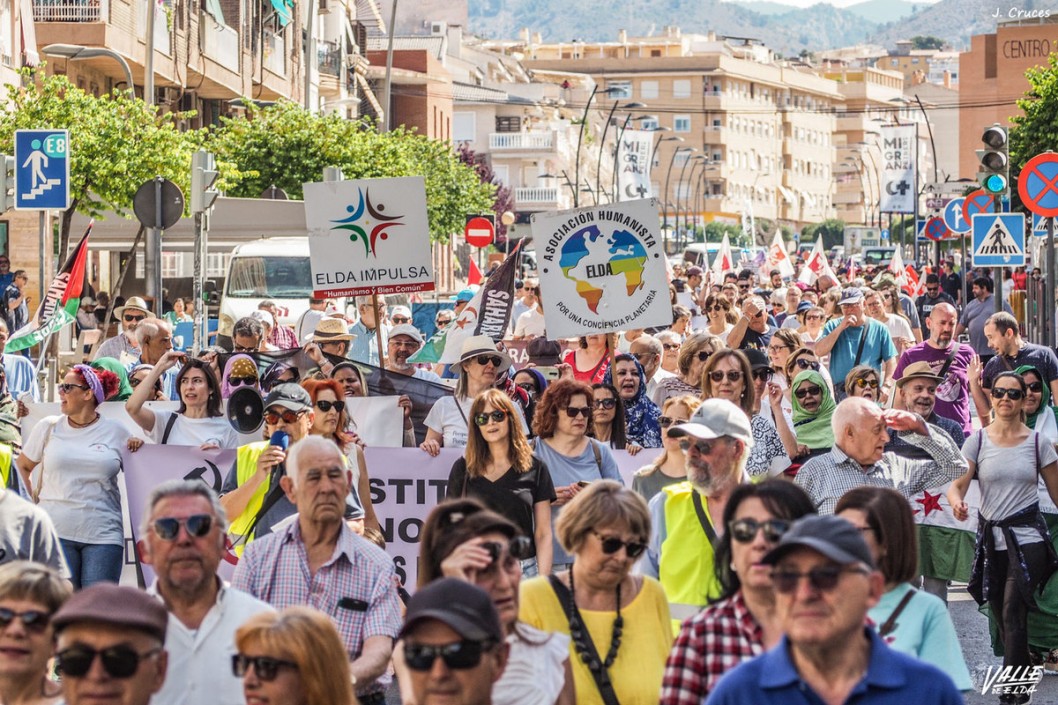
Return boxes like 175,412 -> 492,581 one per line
1032,213 -> 1054,237
972,213 -> 1025,266
14,130 -> 70,211
942,198 -> 970,234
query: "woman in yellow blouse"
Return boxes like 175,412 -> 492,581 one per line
519,480 -> 672,705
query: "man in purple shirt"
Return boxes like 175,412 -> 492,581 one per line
894,303 -> 973,437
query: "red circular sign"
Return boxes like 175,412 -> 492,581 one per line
924,216 -> 948,242
464,216 -> 495,248
962,189 -> 995,225
1019,152 -> 1058,218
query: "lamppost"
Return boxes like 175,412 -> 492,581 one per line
840,158 -> 872,226
573,85 -> 619,208
41,44 -> 134,91
682,156 -> 708,243
650,134 -> 681,172
610,115 -> 656,201
540,172 -> 577,201
593,102 -> 647,201
663,147 -> 694,252
675,154 -> 704,250
854,143 -> 882,228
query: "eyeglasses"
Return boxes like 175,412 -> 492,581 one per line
853,378 -> 879,390
314,399 -> 346,413
591,530 -> 647,558
391,316 -> 410,324
793,359 -> 820,371
882,293 -> 893,299
474,410 -> 508,426
729,518 -> 790,544
678,438 -> 726,455
1027,381 -> 1044,393
708,370 -> 743,383
926,287 -> 939,294
0,608 -> 51,634
696,351 -> 713,362
992,387 -> 1025,401
708,305 -> 726,312
751,368 -> 773,381
794,384 -> 822,399
228,375 -> 257,387
770,565 -> 870,594
474,355 -> 503,368
563,406 -> 591,418
806,314 -> 824,321
436,317 -> 453,325
232,345 -> 258,353
264,409 -> 305,425
659,416 -> 688,428
56,645 -> 162,679
738,283 -> 750,291
593,398 -> 617,410
403,640 -> 493,672
767,344 -> 790,353
232,654 -> 298,681
516,382 -> 537,394
123,315 -> 146,323
58,383 -> 90,394
662,343 -> 680,351
151,514 -> 213,540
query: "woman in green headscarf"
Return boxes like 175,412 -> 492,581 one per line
1018,365 -> 1058,440
790,369 -> 836,460
90,357 -> 133,402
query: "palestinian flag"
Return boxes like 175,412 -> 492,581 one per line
409,244 -> 520,365
7,223 -> 92,353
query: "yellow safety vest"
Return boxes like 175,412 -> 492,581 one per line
228,442 -> 271,555
659,481 -> 723,632
0,444 -> 11,489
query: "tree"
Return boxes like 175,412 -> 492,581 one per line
703,221 -> 742,244
208,102 -> 494,243
801,218 -> 845,249
0,70 -> 197,257
1010,53 -> 1058,209
910,36 -> 946,51
456,143 -> 514,245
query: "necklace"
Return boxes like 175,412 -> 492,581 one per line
567,565 -> 623,676
67,412 -> 100,428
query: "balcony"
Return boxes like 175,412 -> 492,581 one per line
33,0 -> 104,22
136,2 -> 170,56
263,31 -> 286,75
702,126 -> 726,145
318,40 -> 341,77
515,187 -> 559,204
489,131 -> 555,152
201,13 -> 238,69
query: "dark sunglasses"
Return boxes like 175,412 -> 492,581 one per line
853,378 -> 879,390
232,654 -> 298,681
730,518 -> 790,544
516,382 -> 538,394
794,385 -> 822,399
228,375 -> 257,387
662,343 -> 680,351
992,387 -> 1025,400
265,409 -> 305,425
593,398 -> 617,410
315,399 -> 346,413
794,359 -> 820,371
0,608 -> 51,633
564,406 -> 591,418
591,530 -> 647,558
391,316 -> 410,324
708,370 -> 743,383
708,305 -> 726,312
232,345 -> 258,353
697,351 -> 713,362
678,438 -> 726,455
123,315 -> 146,323
474,410 -> 508,426
1027,381 -> 1044,393
59,383 -> 90,394
482,536 -> 534,565
404,640 -> 494,671
436,318 -> 453,325
152,514 -> 213,540
659,416 -> 688,428
56,645 -> 162,679
771,565 -> 870,594
806,314 -> 824,321
474,355 -> 503,368
751,368 -> 773,381
738,283 -> 750,290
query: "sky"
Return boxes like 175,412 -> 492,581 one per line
726,0 -> 942,8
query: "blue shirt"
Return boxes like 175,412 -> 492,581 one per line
3,353 -> 39,401
706,628 -> 963,705
821,318 -> 897,386
347,321 -> 389,366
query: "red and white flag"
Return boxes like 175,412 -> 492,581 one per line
712,233 -> 736,279
889,248 -> 907,285
797,236 -> 835,285
765,230 -> 795,278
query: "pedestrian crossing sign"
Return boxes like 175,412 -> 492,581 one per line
1032,213 -> 1054,237
972,213 -> 1025,267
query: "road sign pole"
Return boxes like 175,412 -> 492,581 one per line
960,236 -> 967,305
37,211 -> 45,304
192,211 -> 207,355
1048,216 -> 1056,347
145,177 -> 164,317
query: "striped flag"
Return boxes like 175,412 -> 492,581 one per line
913,480 -> 980,583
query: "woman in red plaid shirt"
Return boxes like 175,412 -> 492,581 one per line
660,480 -> 815,702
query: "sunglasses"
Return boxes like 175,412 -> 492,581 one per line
794,359 -> 820,371
853,378 -> 879,390
482,536 -> 534,565
708,370 -> 743,383
593,398 -> 617,410
751,368 -> 773,381
152,514 -> 213,540
474,355 -> 503,368
563,406 -> 591,418
794,385 -> 822,399
516,382 -> 538,394
697,351 -> 713,362
391,316 -> 410,324
265,409 -> 305,425
232,654 -> 298,681
730,518 -> 790,544
228,375 -> 258,387
123,315 -> 146,323
315,399 -> 346,413
662,343 -> 680,351
232,345 -> 258,353
436,318 -> 453,325
771,565 -> 870,594
806,314 -> 824,321
992,387 -> 1025,400
58,383 -> 90,394
591,530 -> 647,558
708,305 -> 726,312
659,416 -> 688,428
403,640 -> 493,672
738,284 -> 750,290
0,608 -> 51,634
474,410 -> 508,426
678,438 -> 726,455
1027,381 -> 1044,393
56,645 -> 162,679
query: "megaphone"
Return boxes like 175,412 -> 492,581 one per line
227,386 -> 264,435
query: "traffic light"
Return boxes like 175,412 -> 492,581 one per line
190,150 -> 219,214
977,124 -> 1009,195
0,155 -> 13,212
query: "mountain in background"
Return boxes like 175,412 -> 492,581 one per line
843,0 -> 927,24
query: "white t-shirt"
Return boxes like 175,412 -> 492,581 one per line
884,314 -> 915,345
424,396 -> 528,449
514,308 -> 547,338
24,416 -> 130,545
149,409 -> 242,449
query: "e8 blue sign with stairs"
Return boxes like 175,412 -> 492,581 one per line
14,130 -> 70,211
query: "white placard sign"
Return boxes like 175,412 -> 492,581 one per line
345,395 -> 403,447
303,176 -> 434,298
533,199 -> 671,338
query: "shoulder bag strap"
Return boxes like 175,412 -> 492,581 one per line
878,588 -> 917,637
547,575 -> 622,705
691,491 -> 721,550
590,438 -> 603,474
937,343 -> 960,380
160,412 -> 179,445
1036,432 -> 1041,477
853,322 -> 869,368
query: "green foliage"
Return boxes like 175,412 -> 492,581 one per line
703,220 -> 742,244
910,35 -> 946,50
207,102 -> 494,243
801,218 -> 846,249
1010,54 -> 1058,210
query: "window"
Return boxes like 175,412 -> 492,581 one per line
674,115 -> 691,133
495,116 -> 520,133
639,116 -> 659,131
207,253 -> 230,277
453,112 -> 475,142
493,164 -> 509,185
607,81 -> 632,99
673,79 -> 691,99
640,81 -> 658,99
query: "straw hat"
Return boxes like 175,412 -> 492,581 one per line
310,317 -> 356,342
114,296 -> 150,318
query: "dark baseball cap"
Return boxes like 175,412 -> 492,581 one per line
743,348 -> 770,370
762,515 -> 875,569
263,382 -> 312,412
52,584 -> 168,642
398,578 -> 503,643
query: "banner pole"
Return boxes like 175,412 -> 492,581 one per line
372,292 -> 385,367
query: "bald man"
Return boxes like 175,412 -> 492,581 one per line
893,303 -> 974,437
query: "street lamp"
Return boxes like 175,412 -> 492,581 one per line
663,147 -> 695,238
41,44 -> 134,91
675,154 -> 705,249
573,85 -> 619,208
840,160 -> 871,226
595,101 -> 647,201
540,172 -> 577,200
681,156 -> 708,243
650,135 -> 682,182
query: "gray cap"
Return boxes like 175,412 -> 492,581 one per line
667,398 -> 754,447
762,515 -> 875,568
388,323 -> 424,344
262,382 -> 312,412
837,287 -> 864,306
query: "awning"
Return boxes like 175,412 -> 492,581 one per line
269,0 -> 292,27
19,0 -> 38,67
355,0 -> 385,31
777,184 -> 796,205
204,0 -> 226,26
355,72 -> 384,124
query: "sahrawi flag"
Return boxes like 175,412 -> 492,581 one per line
8,223 -> 92,353
913,480 -> 980,583
409,244 -> 520,364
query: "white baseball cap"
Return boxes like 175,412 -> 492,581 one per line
667,398 -> 754,447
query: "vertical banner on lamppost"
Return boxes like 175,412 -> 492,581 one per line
880,125 -> 916,214
617,129 -> 653,201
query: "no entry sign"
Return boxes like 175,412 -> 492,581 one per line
465,215 -> 495,248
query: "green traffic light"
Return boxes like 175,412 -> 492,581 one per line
983,173 -> 1007,194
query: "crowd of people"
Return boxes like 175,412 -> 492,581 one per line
1,255 -> 1057,705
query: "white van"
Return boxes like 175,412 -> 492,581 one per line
218,238 -> 316,342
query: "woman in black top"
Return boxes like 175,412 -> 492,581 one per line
447,388 -> 556,576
